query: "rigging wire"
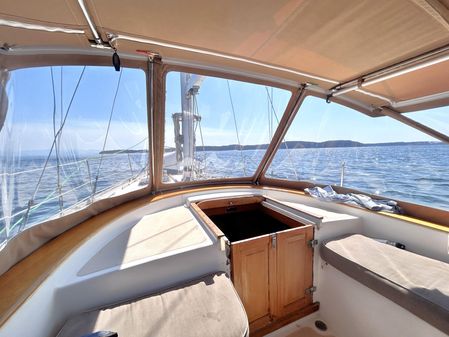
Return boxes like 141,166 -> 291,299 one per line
11,161 -> 91,234
226,80 -> 247,176
50,67 -> 63,212
265,86 -> 299,180
197,123 -> 206,173
127,153 -> 134,175
92,68 -> 123,198
59,67 -> 67,188
21,66 -> 87,230
271,87 -> 274,140
2,137 -> 149,236
0,139 -> 146,179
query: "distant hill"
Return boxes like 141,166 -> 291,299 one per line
99,149 -> 148,154
103,141 -> 441,154
193,140 -> 440,151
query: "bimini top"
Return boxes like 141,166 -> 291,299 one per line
2,0 -> 449,111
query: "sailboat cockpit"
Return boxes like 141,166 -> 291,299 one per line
0,1 -> 449,337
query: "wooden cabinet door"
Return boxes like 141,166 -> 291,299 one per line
274,225 -> 313,317
231,235 -> 274,326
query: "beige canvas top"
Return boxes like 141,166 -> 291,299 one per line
1,0 -> 449,111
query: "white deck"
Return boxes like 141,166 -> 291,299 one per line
2,187 -> 449,337
78,206 -> 211,276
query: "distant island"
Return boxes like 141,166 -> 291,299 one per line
103,140 -> 441,154
99,149 -> 149,154
192,140 -> 441,151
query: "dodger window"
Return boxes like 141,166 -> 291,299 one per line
163,71 -> 292,183
0,65 -> 149,245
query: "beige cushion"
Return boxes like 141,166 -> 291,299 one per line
57,272 -> 248,337
321,234 -> 449,335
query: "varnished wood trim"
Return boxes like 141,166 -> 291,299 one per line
254,86 -> 307,182
152,59 -> 166,191
249,315 -> 273,333
250,302 -> 320,337
196,196 -> 264,210
382,213 -> 449,233
147,57 -> 159,190
189,203 -> 225,239
199,203 -> 259,217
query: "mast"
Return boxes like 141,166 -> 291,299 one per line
180,73 -> 204,180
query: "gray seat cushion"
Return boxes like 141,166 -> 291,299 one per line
57,272 -> 248,337
321,234 -> 449,335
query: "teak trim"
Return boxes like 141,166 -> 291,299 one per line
190,195 -> 320,242
189,203 -> 225,239
253,85 -> 307,182
251,302 -> 320,337
195,195 -> 265,210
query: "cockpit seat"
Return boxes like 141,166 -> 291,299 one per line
321,234 -> 449,335
56,272 -> 248,337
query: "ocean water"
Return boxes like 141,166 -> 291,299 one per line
0,153 -> 148,241
197,144 -> 449,211
1,144 -> 448,242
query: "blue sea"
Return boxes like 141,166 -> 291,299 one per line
0,153 -> 148,242
197,143 -> 449,210
1,144 -> 448,242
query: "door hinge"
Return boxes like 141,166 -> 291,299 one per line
271,234 -> 277,249
305,286 -> 317,295
308,239 -> 318,248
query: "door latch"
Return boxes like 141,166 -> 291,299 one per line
305,286 -> 317,295
308,239 -> 318,248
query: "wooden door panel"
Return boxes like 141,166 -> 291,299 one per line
275,225 -> 313,317
232,236 -> 271,323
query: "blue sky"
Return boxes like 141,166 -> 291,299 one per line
1,66 -> 447,154
165,71 -> 291,147
2,66 -> 148,154
286,96 -> 440,144
165,72 -> 444,146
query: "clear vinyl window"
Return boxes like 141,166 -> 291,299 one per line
0,66 -> 149,244
163,71 -> 292,183
265,95 -> 449,210
407,106 -> 449,136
